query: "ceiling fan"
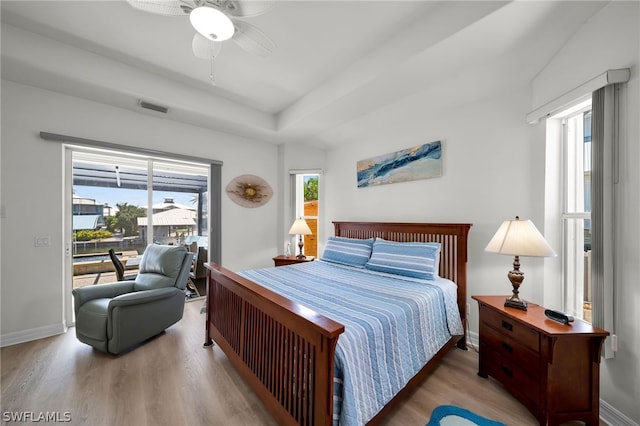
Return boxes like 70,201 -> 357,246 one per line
126,0 -> 276,82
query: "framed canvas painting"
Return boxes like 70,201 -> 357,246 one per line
357,140 -> 442,188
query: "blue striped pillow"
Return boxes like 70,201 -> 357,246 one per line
321,236 -> 374,267
365,238 -> 441,280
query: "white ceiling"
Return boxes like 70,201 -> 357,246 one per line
1,1 -> 609,147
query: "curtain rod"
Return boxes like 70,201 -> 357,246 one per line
525,68 -> 630,125
40,131 -> 223,166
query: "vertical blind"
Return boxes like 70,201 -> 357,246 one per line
590,85 -> 618,359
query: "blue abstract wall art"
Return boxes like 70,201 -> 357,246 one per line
357,140 -> 442,188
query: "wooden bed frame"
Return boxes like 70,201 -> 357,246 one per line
204,221 -> 471,426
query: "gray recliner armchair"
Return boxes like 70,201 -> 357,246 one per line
72,244 -> 194,355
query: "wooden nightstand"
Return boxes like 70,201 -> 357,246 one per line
472,295 -> 609,426
272,255 -> 314,267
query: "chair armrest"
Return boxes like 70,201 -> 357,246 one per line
109,287 -> 182,309
72,281 -> 135,307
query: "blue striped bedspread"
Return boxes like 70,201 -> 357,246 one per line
239,260 -> 463,426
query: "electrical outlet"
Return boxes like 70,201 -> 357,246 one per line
466,303 -> 471,318
34,236 -> 51,247
611,334 -> 618,352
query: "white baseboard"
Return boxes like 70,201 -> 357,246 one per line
0,323 -> 67,347
465,330 -> 637,426
601,400 -> 639,426
466,329 -> 479,350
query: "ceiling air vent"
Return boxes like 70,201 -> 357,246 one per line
138,100 -> 168,114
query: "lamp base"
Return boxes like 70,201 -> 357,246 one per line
296,237 -> 305,259
504,255 -> 527,310
504,296 -> 527,311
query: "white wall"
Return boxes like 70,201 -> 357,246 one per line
531,2 -> 640,424
0,81 -> 280,343
324,83 -> 547,332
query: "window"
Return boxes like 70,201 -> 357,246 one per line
546,87 -> 619,358
292,173 -> 320,258
557,102 -> 592,321
539,73 -> 627,360
72,150 -> 210,255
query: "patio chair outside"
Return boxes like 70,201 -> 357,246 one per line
108,248 -> 136,281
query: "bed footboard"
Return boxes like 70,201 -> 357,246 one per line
204,263 -> 345,426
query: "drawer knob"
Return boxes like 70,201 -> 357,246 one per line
501,320 -> 513,332
502,342 -> 513,353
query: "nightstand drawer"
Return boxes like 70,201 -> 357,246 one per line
482,347 -> 540,407
480,321 -> 540,370
480,304 -> 539,353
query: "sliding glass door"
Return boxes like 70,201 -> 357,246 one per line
67,148 -> 210,323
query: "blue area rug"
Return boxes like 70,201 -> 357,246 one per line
426,405 -> 506,426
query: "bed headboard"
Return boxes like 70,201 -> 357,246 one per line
333,221 -> 472,342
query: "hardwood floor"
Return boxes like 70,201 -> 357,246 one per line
1,301 -> 604,426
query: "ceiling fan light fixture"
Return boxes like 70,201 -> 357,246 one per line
190,6 -> 235,41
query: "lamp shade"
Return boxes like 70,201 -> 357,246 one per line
190,6 -> 235,41
288,218 -> 312,235
485,217 -> 556,257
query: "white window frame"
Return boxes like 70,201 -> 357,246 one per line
289,170 -> 321,258
559,104 -> 592,320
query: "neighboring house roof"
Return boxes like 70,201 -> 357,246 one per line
152,202 -> 194,211
137,208 -> 196,227
73,215 -> 105,230
146,197 -> 195,212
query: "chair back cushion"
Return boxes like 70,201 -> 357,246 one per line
134,245 -> 190,291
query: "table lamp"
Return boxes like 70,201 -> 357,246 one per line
288,218 -> 312,259
485,216 -> 556,310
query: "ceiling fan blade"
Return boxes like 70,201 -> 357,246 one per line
222,0 -> 274,18
126,0 -> 193,16
192,33 -> 223,59
231,20 -> 275,58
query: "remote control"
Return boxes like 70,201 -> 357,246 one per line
544,309 -> 574,325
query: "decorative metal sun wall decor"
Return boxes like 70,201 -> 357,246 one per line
226,174 -> 273,208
